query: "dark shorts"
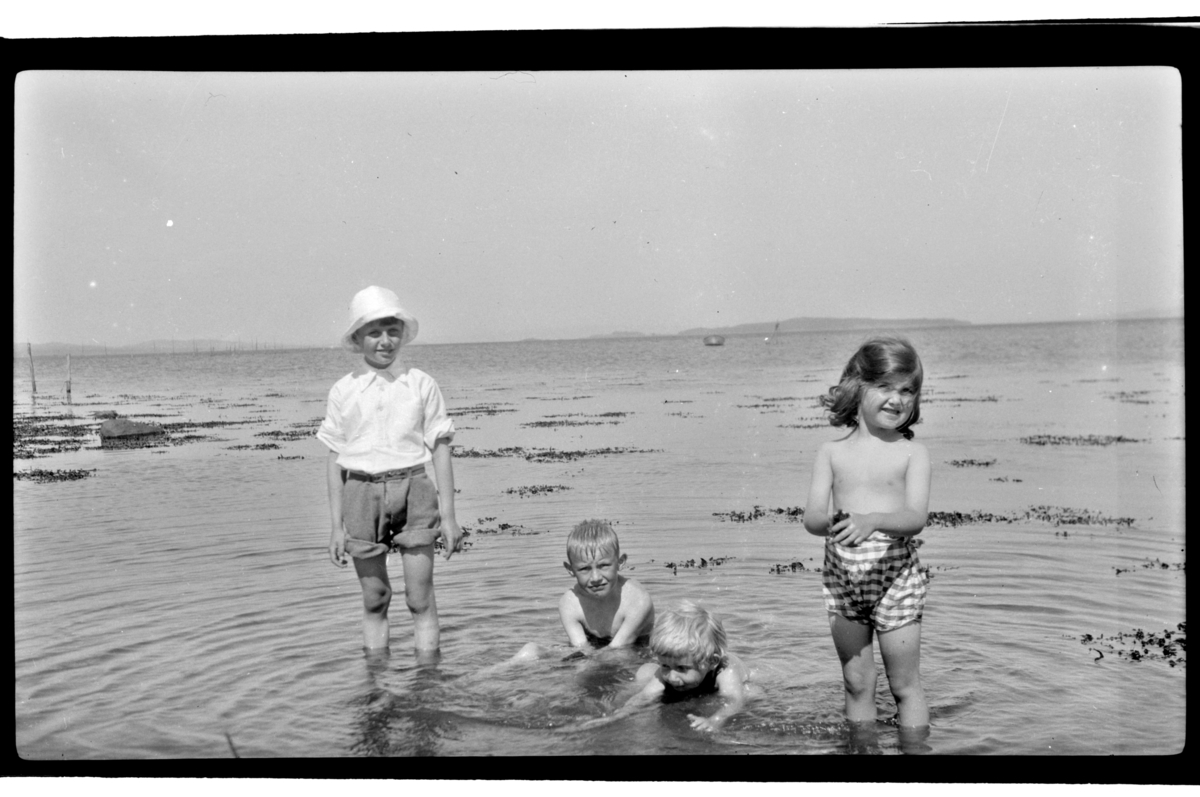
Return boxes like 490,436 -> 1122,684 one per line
342,466 -> 441,558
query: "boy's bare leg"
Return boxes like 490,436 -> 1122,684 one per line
878,621 -> 929,728
829,613 -> 878,723
400,544 -> 440,654
353,553 -> 393,650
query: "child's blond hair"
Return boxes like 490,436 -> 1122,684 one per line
565,519 -> 620,565
650,601 -> 728,668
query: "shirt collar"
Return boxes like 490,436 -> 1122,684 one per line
352,360 -> 408,385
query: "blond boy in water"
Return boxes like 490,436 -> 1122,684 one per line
514,520 -> 654,661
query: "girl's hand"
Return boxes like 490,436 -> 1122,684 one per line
329,526 -> 348,567
830,512 -> 875,547
687,713 -> 723,732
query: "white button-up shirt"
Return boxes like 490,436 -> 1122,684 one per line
316,363 -> 456,474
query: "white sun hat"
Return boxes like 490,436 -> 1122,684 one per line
340,286 -> 419,351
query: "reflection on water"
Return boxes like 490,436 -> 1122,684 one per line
13,320 -> 1186,757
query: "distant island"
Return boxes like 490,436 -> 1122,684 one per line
588,331 -> 650,339
678,316 -> 972,337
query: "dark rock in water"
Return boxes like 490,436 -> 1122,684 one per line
92,410 -> 120,420
99,418 -> 166,440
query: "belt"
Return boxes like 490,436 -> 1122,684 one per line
346,464 -> 427,482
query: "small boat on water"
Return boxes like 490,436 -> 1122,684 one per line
703,335 -> 725,347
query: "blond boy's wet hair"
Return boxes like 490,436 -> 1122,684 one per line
650,601 -> 728,668
566,519 -> 620,565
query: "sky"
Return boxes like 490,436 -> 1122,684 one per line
13,67 -> 1183,347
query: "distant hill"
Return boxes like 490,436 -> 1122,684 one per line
588,331 -> 649,339
678,316 -> 972,337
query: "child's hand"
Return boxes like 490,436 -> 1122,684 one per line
439,518 -> 465,560
687,713 -> 723,733
830,512 -> 875,547
329,527 -> 348,568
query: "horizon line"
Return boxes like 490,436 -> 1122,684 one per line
12,313 -> 1182,354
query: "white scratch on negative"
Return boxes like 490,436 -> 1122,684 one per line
984,91 -> 1011,174
911,169 -> 932,181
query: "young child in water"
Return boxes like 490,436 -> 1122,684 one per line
573,602 -> 749,733
514,520 -> 654,661
317,286 -> 464,657
803,336 -> 931,729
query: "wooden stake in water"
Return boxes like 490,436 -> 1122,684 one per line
66,353 -> 72,403
27,342 -> 36,395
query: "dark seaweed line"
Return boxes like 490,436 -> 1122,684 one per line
1020,434 -> 1143,446
713,504 -> 1135,528
452,446 -> 661,462
13,468 -> 96,483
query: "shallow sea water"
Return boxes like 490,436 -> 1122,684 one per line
13,320 -> 1186,760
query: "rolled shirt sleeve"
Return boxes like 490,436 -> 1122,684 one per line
316,379 -> 348,454
420,374 -> 456,450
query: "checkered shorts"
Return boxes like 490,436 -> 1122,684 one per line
822,533 -> 928,631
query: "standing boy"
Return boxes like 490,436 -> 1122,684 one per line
318,286 -> 463,657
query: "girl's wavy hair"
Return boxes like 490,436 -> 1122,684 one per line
820,336 -> 924,439
650,601 -> 728,669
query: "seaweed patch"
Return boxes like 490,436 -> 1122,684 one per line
503,484 -> 572,498
1113,558 -> 1185,576
13,414 -> 95,458
1079,623 -> 1186,667
928,506 -> 1134,528
714,505 -> 805,523
1103,390 -> 1157,404
254,429 -> 313,441
13,468 -> 96,483
948,459 -> 996,468
1020,434 -> 1143,446
769,559 -> 821,574
521,418 -> 623,429
460,516 -> 546,538
715,504 -> 1134,528
452,403 -> 517,418
452,445 -> 660,462
661,556 -> 735,575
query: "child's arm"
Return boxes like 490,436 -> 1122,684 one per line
562,663 -> 663,732
558,591 -> 597,651
802,443 -> 835,536
607,580 -> 654,648
831,442 -> 932,545
429,437 -> 464,560
326,450 -> 348,568
687,655 -> 749,732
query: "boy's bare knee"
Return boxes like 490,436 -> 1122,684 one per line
362,584 -> 392,614
405,591 -> 433,615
